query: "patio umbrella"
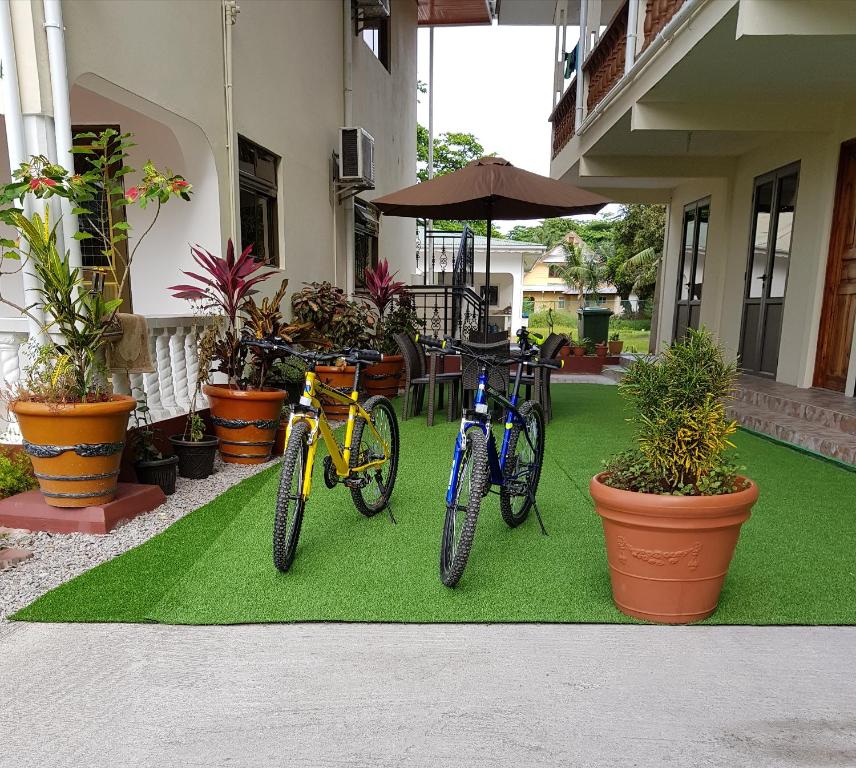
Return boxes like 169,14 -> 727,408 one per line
373,156 -> 610,334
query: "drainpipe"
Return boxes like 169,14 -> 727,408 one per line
223,0 -> 239,241
43,0 -> 82,275
343,0 -> 355,295
574,0 -> 587,131
552,14 -> 560,108
0,0 -> 45,337
625,0 -> 639,74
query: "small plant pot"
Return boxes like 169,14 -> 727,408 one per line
363,355 -> 403,399
608,340 -> 624,356
590,473 -> 759,624
573,346 -> 586,357
203,384 -> 286,465
135,455 -> 179,496
595,343 -> 608,358
169,434 -> 219,479
315,365 -> 358,419
12,395 -> 135,508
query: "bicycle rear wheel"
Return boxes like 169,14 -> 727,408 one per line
440,427 -> 489,588
273,420 -> 310,572
500,400 -> 545,528
349,395 -> 400,517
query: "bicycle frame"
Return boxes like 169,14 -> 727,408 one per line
445,359 -> 533,505
285,369 -> 390,499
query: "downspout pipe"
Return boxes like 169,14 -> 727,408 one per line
223,0 -> 238,241
43,0 -> 82,275
574,0 -> 587,131
343,0 -> 355,295
624,0 -> 639,74
0,0 -> 45,337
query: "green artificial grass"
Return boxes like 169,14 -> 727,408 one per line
14,385 -> 856,625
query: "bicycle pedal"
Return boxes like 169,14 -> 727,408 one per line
323,455 -> 339,489
343,476 -> 370,489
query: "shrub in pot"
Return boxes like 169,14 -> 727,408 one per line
130,392 -> 178,495
291,281 -> 376,418
595,341 -> 608,358
0,129 -> 190,506
608,332 -> 624,356
170,252 -> 317,464
590,328 -> 757,624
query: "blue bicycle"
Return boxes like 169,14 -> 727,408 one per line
419,329 -> 563,587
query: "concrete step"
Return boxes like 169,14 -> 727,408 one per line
727,401 -> 856,466
734,381 -> 856,437
601,365 -> 627,383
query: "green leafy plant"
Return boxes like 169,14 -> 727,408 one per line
187,412 -> 205,443
0,452 -> 37,499
376,298 -> 421,356
581,337 -> 595,355
603,327 -> 746,496
610,332 -> 620,342
0,129 -> 191,402
291,281 -> 376,351
129,389 -> 162,464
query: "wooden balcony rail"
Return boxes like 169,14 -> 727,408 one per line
550,78 -> 577,159
584,0 -> 629,113
642,0 -> 686,50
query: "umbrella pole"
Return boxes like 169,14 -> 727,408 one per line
483,215 -> 491,337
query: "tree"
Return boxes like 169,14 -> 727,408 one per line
619,246 -> 661,299
559,241 -> 606,309
415,123 -> 500,237
612,204 -> 666,300
507,216 -> 617,251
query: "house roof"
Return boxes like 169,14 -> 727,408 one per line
473,235 -> 545,251
417,0 -> 493,26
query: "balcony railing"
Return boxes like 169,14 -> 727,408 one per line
549,0 -> 688,158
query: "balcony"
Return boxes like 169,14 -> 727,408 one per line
549,0 -> 687,158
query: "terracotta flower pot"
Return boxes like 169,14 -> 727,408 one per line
595,343 -> 608,358
362,355 -> 403,399
12,395 -> 135,508
203,384 -> 286,464
573,346 -> 586,357
315,364 -> 358,419
608,340 -> 624,356
590,473 -> 758,624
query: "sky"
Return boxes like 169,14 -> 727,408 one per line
416,23 -> 609,235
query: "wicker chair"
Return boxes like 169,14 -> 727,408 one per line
467,329 -> 509,344
520,332 -> 566,423
460,339 -> 510,411
395,333 -> 461,423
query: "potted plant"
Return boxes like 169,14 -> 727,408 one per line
266,355 -> 307,406
595,341 -> 608,358
571,337 -> 586,357
608,332 -> 624,356
171,243 -> 284,464
581,337 -> 596,356
291,281 -> 375,418
589,328 -> 758,624
361,259 -> 410,398
0,129 -> 190,507
130,391 -> 178,495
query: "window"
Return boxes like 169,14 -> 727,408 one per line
361,15 -> 390,70
354,199 -> 379,291
548,264 -> 563,279
557,296 -> 566,309
673,198 -> 710,340
480,285 -> 499,306
239,136 -> 279,267
523,296 -> 535,316
72,125 -> 131,308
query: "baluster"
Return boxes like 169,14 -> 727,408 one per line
185,326 -> 204,408
170,326 -> 191,413
156,327 -> 179,416
0,332 -> 25,443
143,329 -> 166,422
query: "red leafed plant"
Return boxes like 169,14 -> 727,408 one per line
170,239 -> 276,387
364,259 -> 406,316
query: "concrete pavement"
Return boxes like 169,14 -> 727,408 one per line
1,622 -> 855,767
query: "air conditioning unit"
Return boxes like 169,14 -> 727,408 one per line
356,0 -> 390,19
339,127 -> 375,187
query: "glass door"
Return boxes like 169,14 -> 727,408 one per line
673,198 -> 709,340
739,163 -> 799,376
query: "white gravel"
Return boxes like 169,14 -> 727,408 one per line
0,457 -> 277,622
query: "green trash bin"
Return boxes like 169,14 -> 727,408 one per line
577,306 -> 613,345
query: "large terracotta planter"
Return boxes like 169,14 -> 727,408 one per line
203,384 -> 285,464
590,473 -> 758,624
362,355 -> 403,399
608,340 -> 624,356
315,365 -> 358,419
12,395 -> 135,508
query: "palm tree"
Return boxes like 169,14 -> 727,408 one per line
560,241 -> 607,308
619,246 -> 661,297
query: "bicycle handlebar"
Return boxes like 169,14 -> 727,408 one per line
240,335 -> 383,365
414,333 -> 446,350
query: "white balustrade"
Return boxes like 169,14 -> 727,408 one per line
0,315 -> 217,441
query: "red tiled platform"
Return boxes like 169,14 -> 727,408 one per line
0,483 -> 166,534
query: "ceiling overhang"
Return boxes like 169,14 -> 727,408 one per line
417,0 -> 493,26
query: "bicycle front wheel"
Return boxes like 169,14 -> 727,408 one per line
349,395 -> 400,517
500,400 -> 545,528
273,420 -> 310,572
440,428 -> 489,588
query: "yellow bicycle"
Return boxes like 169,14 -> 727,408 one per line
243,336 -> 400,572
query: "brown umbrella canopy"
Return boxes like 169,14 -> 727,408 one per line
373,156 -> 609,220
